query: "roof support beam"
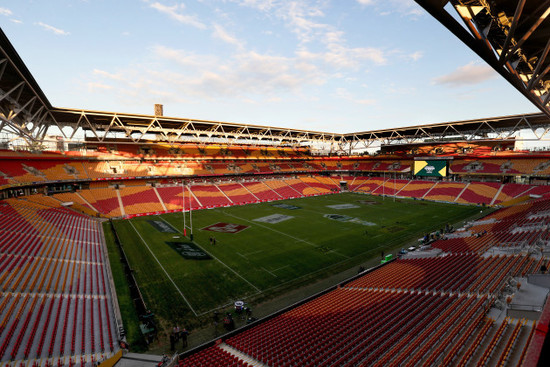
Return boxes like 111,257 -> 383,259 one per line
498,0 -> 527,63
503,6 -> 550,64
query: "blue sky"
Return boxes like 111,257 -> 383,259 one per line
0,0 -> 538,134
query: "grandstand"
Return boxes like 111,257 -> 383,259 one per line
2,0 -> 550,365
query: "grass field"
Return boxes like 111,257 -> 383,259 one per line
105,192 -> 483,337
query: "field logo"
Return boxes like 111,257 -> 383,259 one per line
324,214 -> 376,226
324,214 -> 352,222
166,242 -> 211,260
201,222 -> 249,233
326,204 -> 359,210
254,214 -> 294,224
358,200 -> 381,206
148,220 -> 178,233
271,203 -> 301,210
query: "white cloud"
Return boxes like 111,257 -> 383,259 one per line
335,88 -> 376,105
148,2 -> 206,29
87,82 -> 113,91
357,0 -> 424,17
231,0 -> 276,12
11,19 -> 22,24
89,46 -> 327,104
36,22 -> 70,36
151,45 -> 218,67
0,7 -> 12,16
433,62 -> 497,87
212,24 -> 245,50
408,51 -> 423,61
93,69 -> 125,82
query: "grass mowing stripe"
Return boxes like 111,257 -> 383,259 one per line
128,219 -> 198,316
156,215 -> 263,294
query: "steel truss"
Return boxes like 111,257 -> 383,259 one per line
0,30 -> 60,148
415,0 -> 550,118
2,27 -> 550,154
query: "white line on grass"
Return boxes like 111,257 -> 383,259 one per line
222,211 -> 317,247
128,220 -> 198,316
157,216 -> 262,294
222,211 -> 350,259
261,267 -> 277,278
271,265 -> 290,273
244,249 -> 264,257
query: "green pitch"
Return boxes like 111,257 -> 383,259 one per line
105,193 -> 482,334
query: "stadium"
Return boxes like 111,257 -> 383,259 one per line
1,0 -> 550,366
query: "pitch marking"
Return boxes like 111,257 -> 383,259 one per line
157,216 -> 262,293
128,220 -> 198,316
223,211 -> 350,259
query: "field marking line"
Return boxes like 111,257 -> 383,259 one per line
271,264 -> 290,273
244,249 -> 264,257
157,216 -> 262,293
128,220 -> 198,316
236,252 -> 247,259
261,267 -> 277,278
222,211 -> 351,259
222,211 -> 317,248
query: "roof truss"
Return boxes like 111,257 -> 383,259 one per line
415,0 -> 550,118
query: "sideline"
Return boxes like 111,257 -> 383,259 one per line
128,220 -> 198,316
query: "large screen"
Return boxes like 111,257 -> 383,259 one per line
413,160 -> 447,177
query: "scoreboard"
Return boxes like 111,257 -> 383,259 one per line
413,160 -> 448,177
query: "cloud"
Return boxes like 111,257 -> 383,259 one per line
335,88 -> 376,105
151,45 -> 218,67
433,62 -> 498,87
231,0 -> 276,12
148,2 -> 206,29
36,22 -> 70,36
87,82 -> 113,91
357,0 -> 424,17
212,24 -> 245,50
11,19 -> 22,24
408,51 -> 423,61
0,7 -> 12,16
89,46 -> 327,104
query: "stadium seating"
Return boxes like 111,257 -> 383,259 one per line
455,182 -> 502,205
0,198 -> 119,365
156,185 -> 200,211
263,179 -> 301,199
354,176 -> 385,193
283,178 -> 319,196
119,186 -> 164,215
217,183 -> 258,205
190,184 -> 232,208
372,179 -> 410,196
422,181 -> 466,202
394,179 -> 435,198
240,181 -> 281,201
79,187 -> 122,217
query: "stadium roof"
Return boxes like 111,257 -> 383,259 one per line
416,0 -> 550,118
2,17 -> 550,151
